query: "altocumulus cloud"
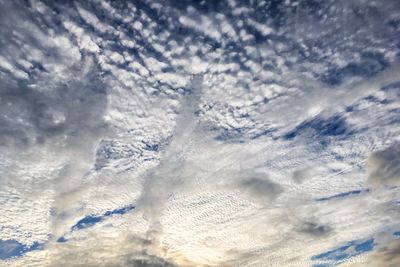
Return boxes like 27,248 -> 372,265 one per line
1,0 -> 400,266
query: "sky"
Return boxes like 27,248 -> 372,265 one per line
0,0 -> 400,266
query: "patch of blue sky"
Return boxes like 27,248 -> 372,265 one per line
56,236 -> 68,243
144,143 -> 159,151
71,204 -> 135,231
0,239 -> 44,260
56,204 -> 136,243
283,115 -> 351,146
321,51 -> 388,86
312,264 -> 332,267
311,238 -> 375,266
315,189 -> 370,202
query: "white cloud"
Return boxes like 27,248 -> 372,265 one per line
76,6 -> 110,33
63,21 -> 100,53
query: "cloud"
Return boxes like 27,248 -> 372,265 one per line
291,167 -> 314,184
239,175 -> 284,202
136,75 -> 204,250
364,239 -> 400,267
297,221 -> 332,237
368,145 -> 400,187
47,233 -> 180,267
0,66 -> 108,147
1,0 -> 400,266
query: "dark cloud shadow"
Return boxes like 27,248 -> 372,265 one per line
368,144 -> 400,187
240,174 -> 284,202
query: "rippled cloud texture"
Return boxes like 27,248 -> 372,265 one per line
0,0 -> 400,266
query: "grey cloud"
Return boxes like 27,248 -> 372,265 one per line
106,235 -> 178,267
297,221 -> 332,237
50,234 -> 179,267
122,260 -> 172,267
0,59 -> 109,234
291,167 -> 313,184
105,252 -> 178,267
0,1 -> 108,147
370,239 -> 400,267
0,0 -> 110,239
110,256 -> 178,267
367,145 -> 400,187
0,66 -> 108,147
240,174 -> 284,202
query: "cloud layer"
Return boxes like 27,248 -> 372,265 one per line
0,0 -> 400,266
